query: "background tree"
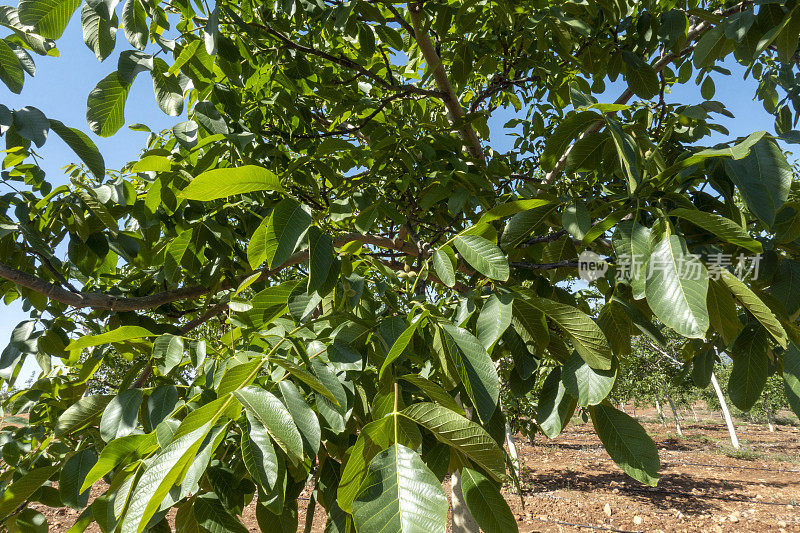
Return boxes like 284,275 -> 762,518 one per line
2,1 -> 800,533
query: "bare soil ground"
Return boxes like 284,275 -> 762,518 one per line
37,407 -> 800,532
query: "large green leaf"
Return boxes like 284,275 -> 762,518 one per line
60,449 -> 97,509
194,494 -> 249,533
540,110 -> 603,171
0,466 -> 59,518
99,388 -> 142,442
119,397 -> 232,533
233,386 -> 304,463
307,227 -> 333,293
645,235 -> 709,338
277,380 -> 321,454
400,402 -> 505,481
561,351 -> 617,407
621,50 -> 659,99
248,198 -> 311,270
590,403 -> 660,486
153,333 -> 184,374
719,270 -> 787,348
728,325 -> 769,411
151,58 -> 183,116
612,220 -> 651,299
48,119 -> 105,180
432,245 -> 457,288
476,293 -> 513,351
397,374 -> 464,414
379,311 -> 428,378
81,433 -> 157,492
525,296 -> 612,370
337,417 -> 393,514
437,323 -> 499,423
86,71 -> 131,137
352,444 -> 448,533
120,0 -> 146,49
80,2 -> 116,61
179,165 -> 283,201
452,235 -> 509,281
536,367 -> 576,438
783,343 -> 800,419
241,412 -> 281,490
66,326 -> 154,351
707,278 -> 742,346
460,467 -> 518,533
0,38 -> 24,93
723,138 -> 792,226
55,394 -> 113,437
18,0 -> 80,39
669,208 -> 762,253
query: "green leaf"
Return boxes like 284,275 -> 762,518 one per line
193,494 -> 249,533
728,325 -> 769,411
80,2 -> 116,61
99,388 -> 142,442
233,385 -> 304,463
86,71 -> 131,137
460,467 -> 518,533
169,40 -> 201,76
612,220 -> 651,299
453,235 -> 509,281
692,25 -> 731,68
0,38 -> 24,93
120,397 -> 231,533
692,349 -> 715,388
55,394 -> 113,437
590,403 -> 660,486
562,201 -> 591,240
277,380 -> 321,454
723,138 -> 792,226
0,466 -> 58,518
248,198 -> 311,270
337,417 -> 393,514
151,58 -> 184,116
525,296 -> 612,370
180,165 -> 283,201
153,333 -> 184,374
540,111 -> 603,172
48,119 -> 105,180
60,449 -> 97,509
241,412 -> 280,490
438,323 -> 499,423
605,116 -> 641,193
379,311 -> 428,378
564,131 -> 608,173
270,356 -> 338,406
536,367 -> 576,439
719,270 -> 787,348
18,0 -> 81,39
9,508 -> 48,533
400,402 -> 505,481
81,434 -> 158,492
194,100 -> 229,134
307,227 -> 333,293
782,343 -> 800,419
397,374 -> 464,415
121,0 -> 147,49
352,444 -> 448,533
561,351 -> 617,407
622,50 -> 659,99
432,245 -> 457,288
476,293 -> 513,351
669,208 -> 762,253
645,235 -> 709,338
476,199 -> 551,224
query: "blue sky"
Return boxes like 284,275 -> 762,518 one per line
0,13 -> 782,381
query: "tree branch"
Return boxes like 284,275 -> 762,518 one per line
408,2 -> 485,164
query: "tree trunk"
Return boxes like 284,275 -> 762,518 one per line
619,402 -> 626,413
690,404 -> 698,422
711,372 -> 740,449
763,395 -> 775,432
505,421 -> 520,483
664,386 -> 683,436
451,469 -> 479,533
655,399 -> 666,428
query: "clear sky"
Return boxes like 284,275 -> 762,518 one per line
0,12 -> 782,383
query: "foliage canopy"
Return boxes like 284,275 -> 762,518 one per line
2,0 -> 800,531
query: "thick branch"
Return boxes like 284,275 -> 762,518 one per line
509,260 -> 579,270
409,3 -> 485,164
